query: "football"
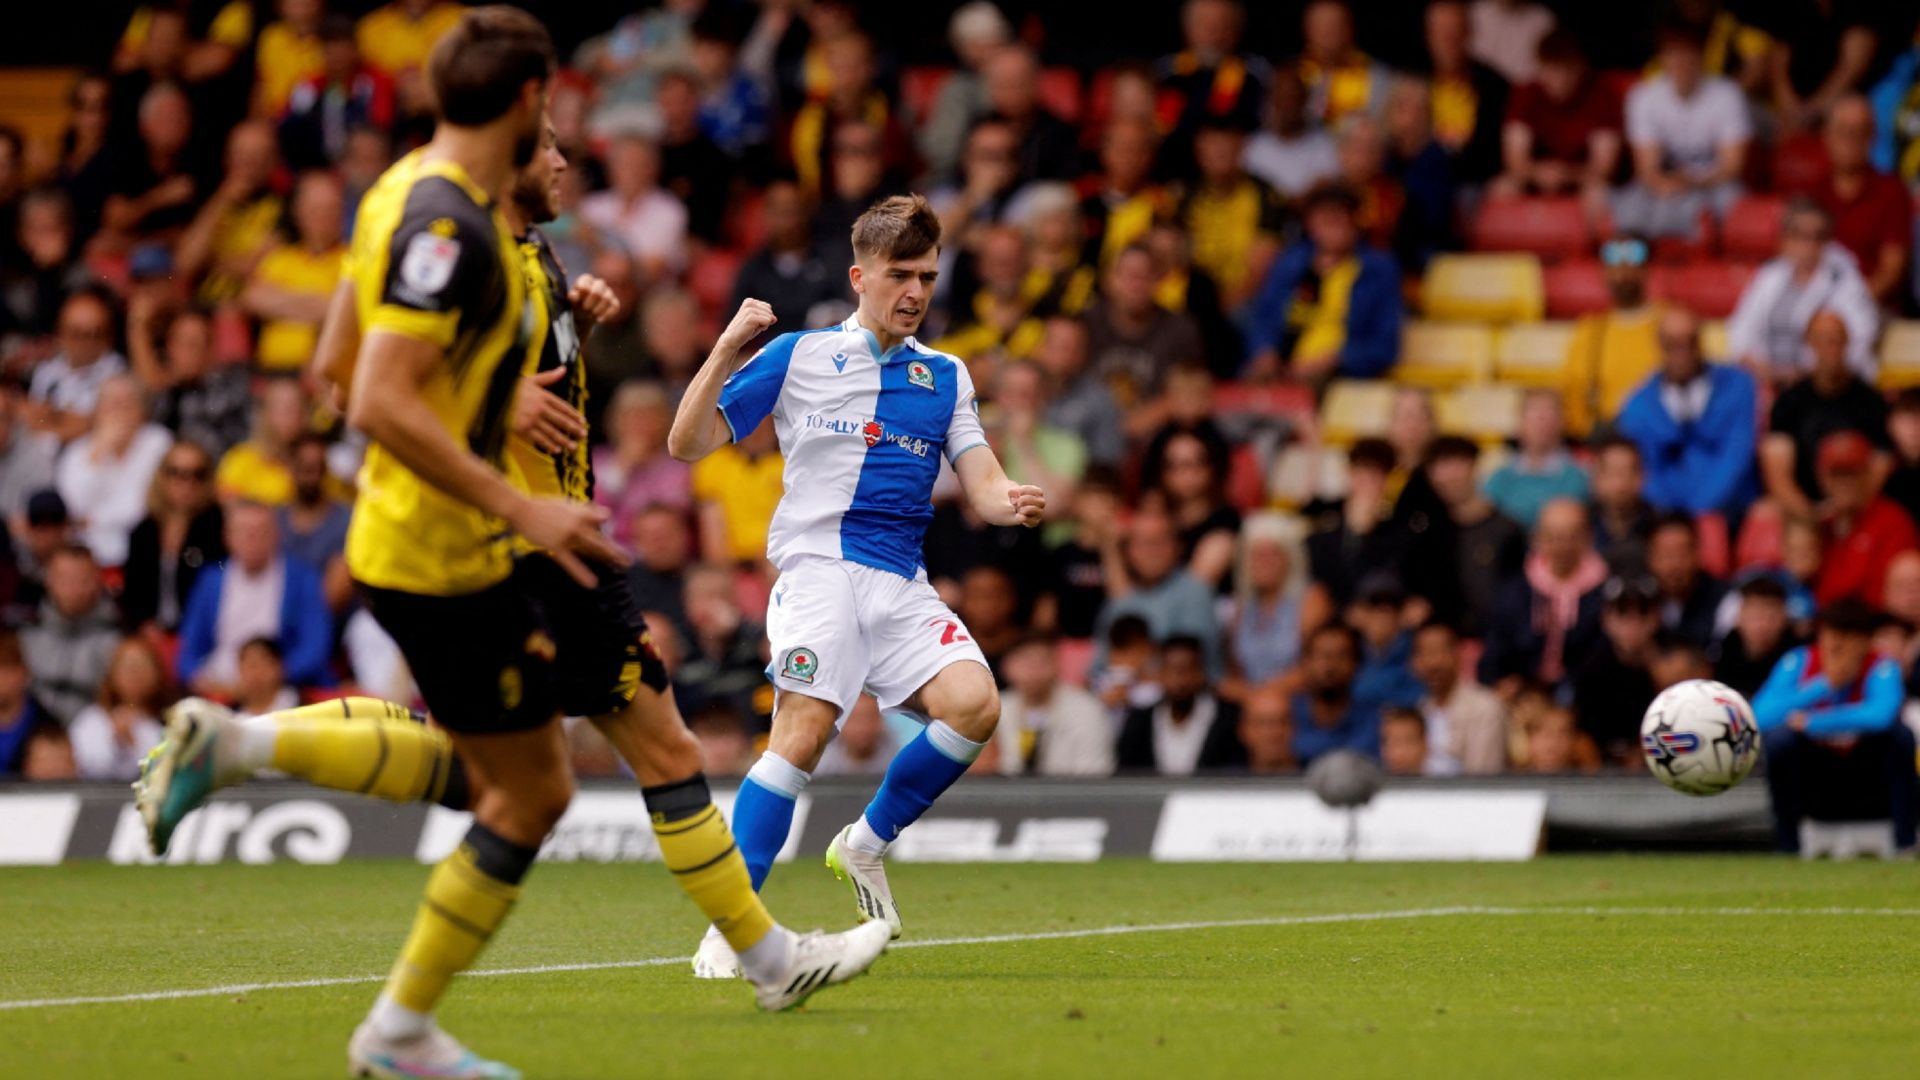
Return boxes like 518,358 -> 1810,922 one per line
1640,679 -> 1763,796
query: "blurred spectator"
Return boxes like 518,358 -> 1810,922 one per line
1754,599 -> 1914,854
1646,513 -> 1727,646
234,635 -> 299,715
28,288 -> 128,444
916,2 -> 1013,180
1117,634 -> 1244,775
1725,199 -> 1877,386
1883,390 -> 1920,527
579,249 -> 646,394
689,700 -> 752,777
626,503 -> 695,629
671,563 -> 768,728
121,440 -> 224,633
1411,619 -> 1508,775
581,136 -> 689,281
131,302 -> 251,457
1225,514 -> 1316,689
177,501 -> 331,696
1470,0 -> 1556,85
1083,244 -> 1203,406
1380,78 -> 1461,273
215,379 -> 308,506
255,0 -> 327,119
812,120 -> 900,263
1241,63 -> 1339,200
102,82 -> 203,246
986,361 -> 1085,540
1013,184 -> 1097,320
1245,184 -> 1401,382
981,44 -> 1082,185
1298,0 -> 1389,125
2,190 -> 94,343
1879,552 -> 1920,670
1484,390 -> 1588,530
1419,0 -> 1507,183
1869,30 -> 1920,184
1080,117 -> 1168,269
1041,468 -> 1119,640
1092,613 -> 1160,718
354,0 -> 463,112
21,544 -> 120,725
1518,701 -> 1596,774
55,374 -> 172,569
789,31 -> 914,199
13,491 -> 75,617
1762,310 -> 1889,520
1615,306 -> 1757,519
595,381 -> 691,551
993,634 -> 1114,777
1094,511 -> 1220,673
1138,425 -> 1237,590
934,223 -> 1043,358
1563,235 -> 1656,439
279,15 -> 395,171
1331,116 -> 1407,262
1572,575 -> 1661,765
1754,3 -> 1887,132
1159,0 -> 1267,157
278,433 -> 350,611
1589,437 -> 1656,575
636,287 -> 709,394
1237,684 -> 1297,774
0,631 -> 40,775
691,419 -> 783,566
1032,315 -> 1123,469
656,69 -> 732,246
241,171 -> 345,374
815,694 -> 901,777
1491,29 -> 1621,215
1614,22 -> 1749,239
730,180 -> 842,331
1711,574 -> 1799,698
68,637 -> 169,780
1418,435 -> 1524,638
340,127 -> 392,233
1348,579 -> 1424,711
1810,431 -> 1918,608
1813,95 -> 1911,304
1290,622 -> 1379,765
56,75 -> 115,245
1141,222 -> 1241,381
688,10 -> 772,160
1307,439 -> 1406,608
957,564 -> 1021,677
1180,117 -> 1284,310
0,385 -> 60,530
1480,498 -> 1606,690
1380,707 -> 1429,776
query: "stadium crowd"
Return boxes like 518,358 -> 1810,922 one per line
0,0 -> 1918,846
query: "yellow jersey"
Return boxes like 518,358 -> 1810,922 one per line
343,152 -> 531,596
357,2 -> 466,78
505,227 -> 590,507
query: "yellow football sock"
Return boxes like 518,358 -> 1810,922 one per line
267,698 -> 456,804
384,832 -> 528,1014
647,777 -> 776,954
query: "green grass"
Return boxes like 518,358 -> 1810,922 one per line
2,857 -> 1916,1078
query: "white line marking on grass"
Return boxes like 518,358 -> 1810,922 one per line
5,904 -> 1917,1013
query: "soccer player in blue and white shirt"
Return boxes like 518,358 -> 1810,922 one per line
670,195 -> 1046,975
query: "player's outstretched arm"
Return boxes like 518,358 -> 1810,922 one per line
350,330 -> 627,587
311,280 -> 360,402
954,445 -> 1045,528
669,297 -> 777,462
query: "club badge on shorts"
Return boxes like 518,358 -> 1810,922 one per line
907,359 -> 935,391
782,647 -> 819,684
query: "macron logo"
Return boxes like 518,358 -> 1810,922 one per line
831,352 -> 849,373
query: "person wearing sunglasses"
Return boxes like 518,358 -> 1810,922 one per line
1563,234 -> 1658,439
121,440 -> 224,634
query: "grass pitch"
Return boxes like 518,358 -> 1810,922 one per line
2,857 -> 1915,1078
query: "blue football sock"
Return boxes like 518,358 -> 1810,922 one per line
731,752 -> 809,890
860,720 -> 984,848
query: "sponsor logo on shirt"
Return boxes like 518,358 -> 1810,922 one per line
802,414 -> 933,458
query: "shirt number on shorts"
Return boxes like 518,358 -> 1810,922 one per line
929,618 -> 971,646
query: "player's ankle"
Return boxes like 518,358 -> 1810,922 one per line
735,924 -> 796,985
367,993 -> 433,1040
845,815 -> 889,856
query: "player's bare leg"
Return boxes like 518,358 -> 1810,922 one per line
828,661 -> 999,938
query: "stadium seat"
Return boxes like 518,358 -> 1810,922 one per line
1696,512 -> 1731,579
1395,320 -> 1496,388
686,249 -> 745,323
1319,380 -> 1396,445
1720,195 -> 1784,262
899,66 -> 953,125
1494,321 -> 1577,386
1210,382 -> 1316,424
1266,444 -> 1347,509
1469,196 -> 1593,262
1422,253 -> 1544,323
1542,259 -> 1610,318
1038,67 -> 1084,123
1700,319 -> 1730,360
1225,444 -> 1266,511
1879,320 -> 1920,390
1435,384 -> 1523,445
1650,261 -> 1755,319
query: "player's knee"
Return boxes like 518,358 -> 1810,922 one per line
942,679 -> 1001,742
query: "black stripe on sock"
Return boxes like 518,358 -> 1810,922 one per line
652,806 -> 719,837
356,722 -> 391,794
463,822 -> 540,885
424,899 -> 495,943
669,841 -> 739,877
640,773 -> 713,822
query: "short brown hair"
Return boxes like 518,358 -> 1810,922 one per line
851,194 -> 942,263
427,6 -> 556,126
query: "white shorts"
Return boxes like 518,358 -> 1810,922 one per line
764,554 -> 990,721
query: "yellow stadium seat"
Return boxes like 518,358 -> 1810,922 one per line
1421,253 -> 1545,323
1879,321 -> 1920,390
1437,384 -> 1524,445
1494,321 -> 1577,387
1395,320 -> 1495,388
1319,380 -> 1396,446
1700,319 -> 1730,361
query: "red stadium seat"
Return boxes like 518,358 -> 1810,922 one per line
1734,500 -> 1786,572
1225,444 -> 1266,511
1038,67 -> 1083,123
1542,258 -> 1611,318
1210,381 -> 1316,423
1720,195 -> 1784,262
687,249 -> 745,322
1470,196 -> 1593,262
899,66 -> 953,125
1696,512 -> 1730,579
1650,261 -> 1756,319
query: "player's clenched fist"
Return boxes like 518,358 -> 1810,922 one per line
719,298 -> 777,349
568,273 -> 621,326
1006,484 -> 1046,528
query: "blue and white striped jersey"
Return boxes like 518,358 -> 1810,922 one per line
717,315 -> 988,580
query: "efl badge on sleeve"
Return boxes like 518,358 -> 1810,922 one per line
399,231 -> 460,296
907,359 -> 935,391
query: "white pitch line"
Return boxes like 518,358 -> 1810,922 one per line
4,904 -> 1917,1013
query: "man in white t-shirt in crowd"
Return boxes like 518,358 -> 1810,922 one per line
27,289 -> 128,444
992,634 -> 1115,777
55,374 -> 172,569
1614,21 -> 1751,239
579,135 -> 690,283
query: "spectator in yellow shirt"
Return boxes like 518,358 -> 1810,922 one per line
691,419 -> 784,566
215,378 -> 308,506
1564,235 -> 1662,438
356,0 -> 465,114
175,120 -> 284,306
241,171 -> 345,373
254,0 -> 325,117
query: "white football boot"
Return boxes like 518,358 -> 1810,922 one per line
825,825 -> 903,939
690,924 -> 742,979
749,921 -> 892,1011
348,1021 -> 520,1080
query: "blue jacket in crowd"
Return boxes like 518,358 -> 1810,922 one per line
1751,646 -> 1904,738
1245,242 -> 1403,378
177,557 -> 334,688
1613,364 -> 1758,517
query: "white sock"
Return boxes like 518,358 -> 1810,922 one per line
211,714 -> 280,778
367,992 -> 432,1040
845,814 -> 890,856
735,925 -> 797,985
